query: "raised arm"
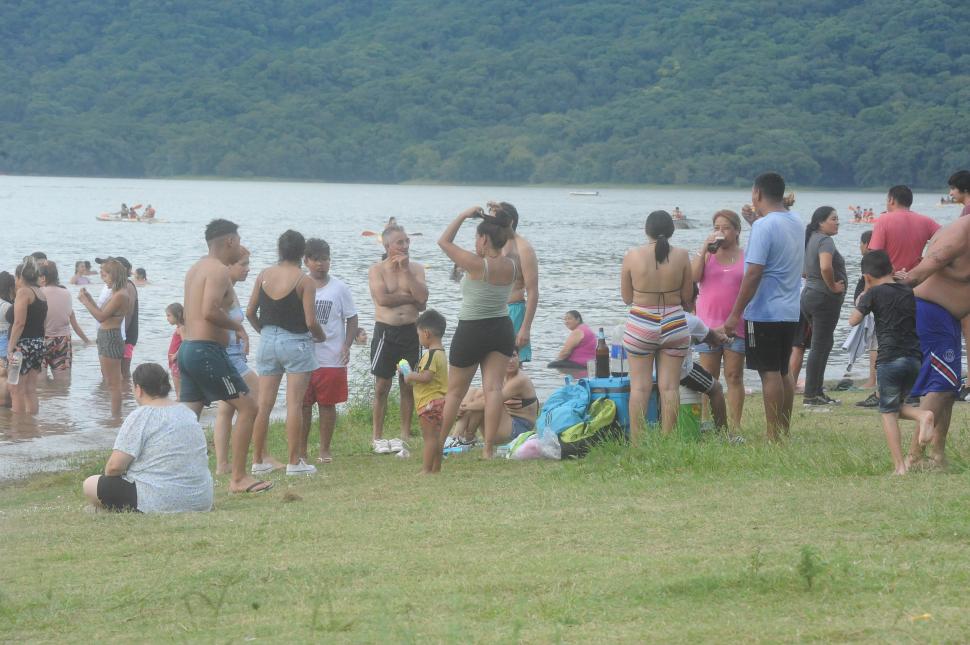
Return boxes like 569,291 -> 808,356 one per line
438,208 -> 487,275
691,244 -> 709,284
79,289 -> 128,324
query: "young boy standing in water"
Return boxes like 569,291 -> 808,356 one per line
849,250 -> 934,474
404,310 -> 448,474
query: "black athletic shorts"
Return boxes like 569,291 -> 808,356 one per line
370,322 -> 420,379
745,320 -> 798,375
97,475 -> 138,512
178,340 -> 249,405
449,316 -> 515,368
680,362 -> 717,395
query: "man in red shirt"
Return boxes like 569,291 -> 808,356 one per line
868,185 -> 941,272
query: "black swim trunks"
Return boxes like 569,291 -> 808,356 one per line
178,340 -> 249,405
370,322 -> 420,379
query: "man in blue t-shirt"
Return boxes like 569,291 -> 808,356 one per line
722,172 -> 804,441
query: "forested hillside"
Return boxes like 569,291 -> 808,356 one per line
0,0 -> 967,187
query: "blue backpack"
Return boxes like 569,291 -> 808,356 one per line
536,377 -> 590,437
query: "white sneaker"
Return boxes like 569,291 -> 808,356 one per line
388,437 -> 405,453
442,435 -> 459,449
286,459 -> 317,476
251,462 -> 274,475
373,439 -> 391,454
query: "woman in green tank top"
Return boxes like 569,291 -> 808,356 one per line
432,203 -> 519,469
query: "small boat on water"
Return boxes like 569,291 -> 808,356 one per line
673,218 -> 700,230
569,190 -> 599,196
96,213 -> 162,223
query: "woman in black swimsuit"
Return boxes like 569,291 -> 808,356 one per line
6,257 -> 48,415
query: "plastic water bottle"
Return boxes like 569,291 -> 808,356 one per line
6,351 -> 22,385
397,359 -> 411,376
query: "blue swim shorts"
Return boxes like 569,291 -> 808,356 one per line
911,298 -> 962,397
508,301 -> 532,362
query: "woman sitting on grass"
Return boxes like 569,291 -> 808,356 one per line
82,363 -> 213,513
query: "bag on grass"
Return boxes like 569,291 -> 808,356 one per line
535,377 -> 590,437
559,398 -> 626,459
586,376 -> 631,432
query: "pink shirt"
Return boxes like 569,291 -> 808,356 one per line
42,286 -> 73,337
696,251 -> 745,338
568,324 -> 597,364
868,209 -> 940,271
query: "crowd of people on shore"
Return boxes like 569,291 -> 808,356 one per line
4,168 -> 970,513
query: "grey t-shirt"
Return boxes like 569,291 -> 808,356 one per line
114,404 -> 213,513
804,232 -> 846,295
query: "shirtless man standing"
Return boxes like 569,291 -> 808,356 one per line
367,224 -> 428,454
498,202 -> 539,363
180,219 -> 270,493
897,202 -> 970,467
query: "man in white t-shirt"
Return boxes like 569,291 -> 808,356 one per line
301,239 -> 358,463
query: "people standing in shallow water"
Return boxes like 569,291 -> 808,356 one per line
500,202 -> 538,363
39,262 -> 91,382
179,218 -> 270,494
367,223 -> 428,454
213,247 -> 260,476
435,204 -> 518,467
247,230 -> 325,476
81,363 -> 214,513
0,272 -> 16,408
621,210 -> 693,439
692,209 -> 746,430
78,259 -> 128,419
70,261 -> 91,285
7,257 -> 49,415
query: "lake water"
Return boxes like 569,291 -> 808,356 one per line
0,175 -> 962,477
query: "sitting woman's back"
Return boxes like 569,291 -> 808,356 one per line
114,403 -> 213,513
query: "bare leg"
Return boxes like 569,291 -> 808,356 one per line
656,352 -> 684,435
789,346 -> 805,393
8,375 -> 25,414
418,414 -> 441,474
23,369 -> 41,415
480,352 -> 510,457
879,412 -> 908,474
223,393 -> 267,493
122,357 -> 131,381
698,349 -> 723,423
253,373 -> 284,466
457,409 -> 484,442
213,368 -> 258,475
284,372 -> 311,465
627,353 -> 655,444
723,349 -> 746,431
759,370 -> 788,441
781,371 -> 794,434
863,350 -> 877,389
434,364 -> 478,472
83,475 -> 102,506
318,404 -> 337,461
707,383 -> 728,431
300,404 -> 314,461
899,404 -> 934,446
372,376 -> 392,441
100,356 -> 123,419
399,373 -> 414,440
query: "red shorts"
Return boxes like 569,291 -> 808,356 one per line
303,367 -> 348,406
418,398 -> 446,427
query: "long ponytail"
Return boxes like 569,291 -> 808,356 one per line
645,210 -> 675,264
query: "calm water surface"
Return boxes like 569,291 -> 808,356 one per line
0,176 -> 961,477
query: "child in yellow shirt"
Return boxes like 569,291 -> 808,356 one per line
403,310 -> 448,474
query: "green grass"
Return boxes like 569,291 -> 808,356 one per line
2,392 -> 970,643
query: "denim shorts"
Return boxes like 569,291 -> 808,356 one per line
695,336 -> 745,355
876,356 -> 921,414
227,351 -> 253,377
255,325 -> 318,376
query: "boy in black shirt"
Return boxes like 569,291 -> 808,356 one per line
849,250 -> 934,474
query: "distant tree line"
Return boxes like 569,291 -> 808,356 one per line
0,0 -> 967,188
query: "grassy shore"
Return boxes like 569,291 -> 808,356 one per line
2,392 -> 970,643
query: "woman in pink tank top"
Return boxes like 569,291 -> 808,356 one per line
547,310 -> 597,372
691,209 -> 746,430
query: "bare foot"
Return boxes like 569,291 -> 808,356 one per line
904,454 -> 921,470
229,476 -> 273,494
215,464 -> 230,476
893,465 -> 908,475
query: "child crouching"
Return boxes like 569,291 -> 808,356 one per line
849,250 -> 934,474
404,310 -> 448,474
